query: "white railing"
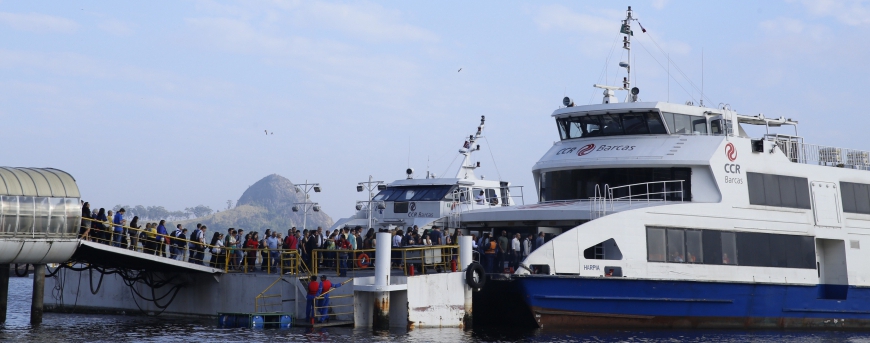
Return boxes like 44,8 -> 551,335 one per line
590,180 -> 685,218
766,135 -> 870,170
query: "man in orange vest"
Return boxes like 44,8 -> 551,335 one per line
305,275 -> 321,322
317,275 -> 342,323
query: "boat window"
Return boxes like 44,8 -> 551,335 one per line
840,182 -> 870,215
711,119 -> 723,135
555,111 -> 666,140
649,227 -> 814,269
372,188 -> 396,201
663,112 -> 707,135
378,186 -> 454,202
540,167 -> 691,202
485,189 -> 499,205
18,196 -> 34,235
746,172 -> 811,209
646,228 -> 666,262
645,113 -> 667,134
666,229 -> 685,263
394,202 -> 408,213
0,196 -> 17,234
685,230 -> 703,263
583,238 -> 623,260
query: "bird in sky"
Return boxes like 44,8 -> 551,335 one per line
458,68 -> 462,72
265,130 -> 268,135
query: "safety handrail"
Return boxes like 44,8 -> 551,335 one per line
310,245 -> 459,276
254,277 -> 284,312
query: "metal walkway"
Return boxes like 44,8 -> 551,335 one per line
70,240 -> 223,274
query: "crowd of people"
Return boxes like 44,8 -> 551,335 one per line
78,200 -> 545,275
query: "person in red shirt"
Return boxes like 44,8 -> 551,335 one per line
305,275 -> 321,322
245,233 -> 259,272
317,275 -> 342,323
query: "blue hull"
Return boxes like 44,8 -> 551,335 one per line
516,276 -> 870,329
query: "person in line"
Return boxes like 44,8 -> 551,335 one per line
317,275 -> 342,323
260,229 -> 272,271
266,231 -> 279,273
347,227 -> 357,250
104,210 -> 113,244
225,228 -> 238,269
169,224 -> 183,260
337,234 -> 350,277
210,232 -> 224,268
304,230 -> 319,271
305,275 -> 321,323
156,220 -> 169,257
484,233 -> 497,273
522,234 -> 532,261
391,229 -> 403,267
112,208 -> 127,247
191,225 -> 207,264
80,202 -> 92,239
511,233 -> 522,271
430,226 -> 442,245
245,233 -> 258,271
496,230 -> 510,273
535,232 -> 545,251
176,228 -> 188,261
128,216 -> 141,251
235,229 -> 245,268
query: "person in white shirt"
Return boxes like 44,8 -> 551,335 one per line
475,191 -> 486,205
511,233 -> 521,271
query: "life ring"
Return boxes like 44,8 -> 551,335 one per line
465,262 -> 486,290
356,253 -> 371,269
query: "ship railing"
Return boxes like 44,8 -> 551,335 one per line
310,245 -> 459,276
765,134 -> 870,170
254,276 -> 284,313
590,180 -> 685,218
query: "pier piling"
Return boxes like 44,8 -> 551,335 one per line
373,232 -> 391,329
30,264 -> 45,325
0,264 -> 8,322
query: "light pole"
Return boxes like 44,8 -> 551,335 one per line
356,175 -> 386,230
291,180 -> 322,232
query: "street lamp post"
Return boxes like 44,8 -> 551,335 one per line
357,175 -> 386,230
291,180 -> 322,232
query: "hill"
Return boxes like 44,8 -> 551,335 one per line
170,174 -> 333,234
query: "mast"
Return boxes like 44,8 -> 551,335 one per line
456,115 -> 486,179
594,6 -> 639,104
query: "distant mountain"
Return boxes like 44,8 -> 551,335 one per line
171,174 -> 333,234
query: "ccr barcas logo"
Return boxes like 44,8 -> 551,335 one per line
577,144 -> 596,156
725,142 -> 737,161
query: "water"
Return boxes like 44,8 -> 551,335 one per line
4,277 -> 870,342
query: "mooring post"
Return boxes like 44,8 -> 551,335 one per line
31,264 -> 45,325
373,232 -> 391,329
459,236 -> 473,328
0,264 -> 9,322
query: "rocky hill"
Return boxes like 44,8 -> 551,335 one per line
171,174 -> 333,234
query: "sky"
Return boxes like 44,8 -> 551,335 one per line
2,0 -> 870,219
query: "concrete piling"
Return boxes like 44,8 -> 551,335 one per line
0,264 -> 9,322
31,264 -> 45,325
372,232 -> 391,329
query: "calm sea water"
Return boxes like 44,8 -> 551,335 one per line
3,277 -> 870,342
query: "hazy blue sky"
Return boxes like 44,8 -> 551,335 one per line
2,0 -> 868,219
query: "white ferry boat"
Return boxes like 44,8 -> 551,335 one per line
465,7 -> 870,329
330,116 -> 523,232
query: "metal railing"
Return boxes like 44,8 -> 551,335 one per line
310,245 -> 460,276
766,134 -> 870,170
590,180 -> 685,217
312,279 -> 354,324
78,219 -> 310,276
254,277 -> 284,312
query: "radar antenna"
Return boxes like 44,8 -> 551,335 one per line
456,115 -> 486,179
592,6 -> 640,104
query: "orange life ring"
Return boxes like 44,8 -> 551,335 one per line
357,253 -> 371,269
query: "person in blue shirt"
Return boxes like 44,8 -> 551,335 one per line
318,275 -> 342,323
112,208 -> 126,247
156,220 -> 169,257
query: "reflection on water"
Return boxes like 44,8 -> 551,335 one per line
3,277 -> 870,342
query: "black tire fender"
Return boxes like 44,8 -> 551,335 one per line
465,262 -> 486,290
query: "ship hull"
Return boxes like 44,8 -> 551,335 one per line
517,275 -> 870,329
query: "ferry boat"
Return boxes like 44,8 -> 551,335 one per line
329,116 -> 523,232
466,7 -> 870,329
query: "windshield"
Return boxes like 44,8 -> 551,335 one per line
557,112 -> 667,140
372,185 -> 454,202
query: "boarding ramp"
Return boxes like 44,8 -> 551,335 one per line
70,240 -> 222,274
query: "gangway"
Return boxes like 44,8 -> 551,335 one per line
71,240 -> 222,274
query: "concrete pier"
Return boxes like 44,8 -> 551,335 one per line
0,264 -> 9,322
31,264 -> 45,325
373,232 -> 391,330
